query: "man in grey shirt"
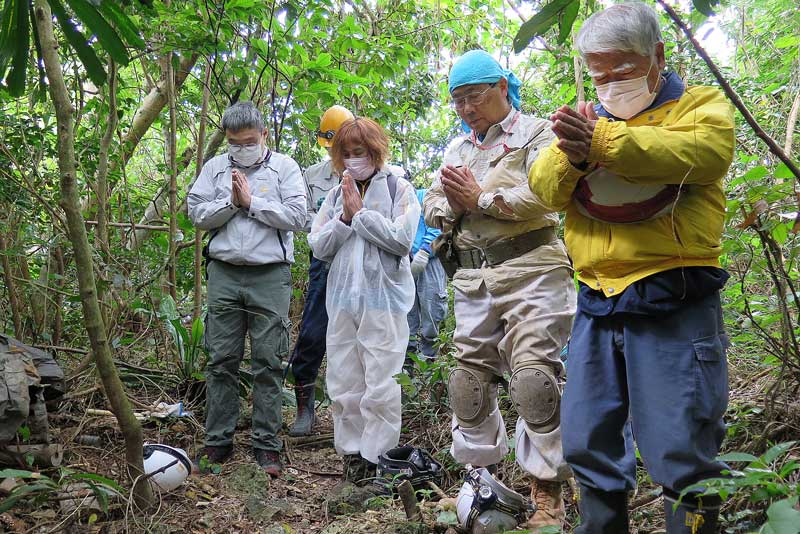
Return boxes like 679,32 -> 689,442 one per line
188,101 -> 306,476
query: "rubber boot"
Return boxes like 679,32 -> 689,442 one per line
574,484 -> 629,534
663,490 -> 721,534
288,383 -> 316,437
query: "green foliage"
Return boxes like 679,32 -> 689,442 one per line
157,295 -> 207,382
0,0 -> 145,94
0,467 -> 123,514
682,442 -> 800,533
513,0 -> 577,53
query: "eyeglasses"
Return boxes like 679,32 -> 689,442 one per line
228,142 -> 260,149
316,129 -> 336,140
450,83 -> 497,110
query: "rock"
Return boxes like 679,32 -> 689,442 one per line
224,463 -> 270,501
392,522 -> 428,534
245,496 -> 292,522
325,482 -> 379,515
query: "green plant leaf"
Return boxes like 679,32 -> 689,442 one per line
46,0 -> 107,86
556,0 -> 579,44
96,0 -> 146,49
691,0 -> 720,17
513,0 -> 575,53
4,0 -> 29,96
764,496 -> 800,534
762,441 -> 796,465
64,0 -> 129,65
717,452 -> 760,463
69,472 -> 124,493
0,469 -> 41,479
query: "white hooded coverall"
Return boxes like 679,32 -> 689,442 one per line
308,169 -> 420,464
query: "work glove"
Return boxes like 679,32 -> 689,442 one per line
410,249 -> 430,276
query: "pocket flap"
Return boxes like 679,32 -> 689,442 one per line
693,335 -> 724,362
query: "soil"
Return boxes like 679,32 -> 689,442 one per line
2,342 -> 795,533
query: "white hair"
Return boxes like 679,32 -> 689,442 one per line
576,2 -> 663,57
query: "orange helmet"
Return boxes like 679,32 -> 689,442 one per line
316,105 -> 354,147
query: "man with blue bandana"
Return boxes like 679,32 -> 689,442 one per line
423,50 -> 576,531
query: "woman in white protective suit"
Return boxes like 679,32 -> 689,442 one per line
308,117 -> 420,484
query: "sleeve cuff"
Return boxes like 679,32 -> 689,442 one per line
477,192 -> 495,211
588,118 -> 611,163
247,196 -> 266,217
421,244 -> 432,254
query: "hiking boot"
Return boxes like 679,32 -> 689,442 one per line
288,383 -> 316,437
194,445 -> 233,472
343,454 -> 364,483
254,449 -> 282,477
525,479 -> 565,531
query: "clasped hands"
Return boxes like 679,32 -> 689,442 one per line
441,165 -> 482,216
339,171 -> 363,224
550,100 -> 598,168
231,169 -> 252,210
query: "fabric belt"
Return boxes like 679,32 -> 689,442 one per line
454,226 -> 556,270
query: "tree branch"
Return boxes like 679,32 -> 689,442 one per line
656,0 -> 800,181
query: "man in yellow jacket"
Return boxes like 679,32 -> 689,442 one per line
528,3 -> 734,533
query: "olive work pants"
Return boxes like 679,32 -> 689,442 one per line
204,260 -> 291,452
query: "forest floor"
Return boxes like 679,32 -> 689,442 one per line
3,342 -> 798,533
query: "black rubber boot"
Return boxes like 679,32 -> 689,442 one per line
288,383 -> 316,437
574,484 -> 629,534
664,490 -> 721,534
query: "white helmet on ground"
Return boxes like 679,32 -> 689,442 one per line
572,167 -> 685,224
455,466 -> 532,534
143,443 -> 192,492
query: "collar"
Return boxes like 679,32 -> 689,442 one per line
595,71 -> 686,120
471,108 -> 520,145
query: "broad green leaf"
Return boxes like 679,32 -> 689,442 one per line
65,0 -> 129,65
691,0 -> 720,17
47,0 -> 107,86
762,441 -> 796,465
774,36 -> 800,49
764,497 -> 800,534
513,0 -> 575,53
0,469 -> 41,479
717,452 -> 760,463
69,472 -> 124,493
742,165 -> 769,182
4,0 -> 29,96
557,0 -> 579,44
96,0 -> 145,49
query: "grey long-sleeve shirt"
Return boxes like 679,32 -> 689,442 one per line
188,151 -> 307,265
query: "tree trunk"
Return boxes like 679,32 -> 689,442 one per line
95,60 -> 118,262
167,50 -> 178,301
117,53 -> 198,172
126,130 -> 225,249
52,244 -> 65,346
0,233 -> 23,338
33,0 -> 154,510
194,64 -> 213,320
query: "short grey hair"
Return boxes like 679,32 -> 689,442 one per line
576,2 -> 663,57
222,101 -> 264,133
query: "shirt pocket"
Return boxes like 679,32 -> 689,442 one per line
692,334 -> 729,422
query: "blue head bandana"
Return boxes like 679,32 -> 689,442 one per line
448,50 -> 522,110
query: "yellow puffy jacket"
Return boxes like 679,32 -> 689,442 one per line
529,84 -> 735,297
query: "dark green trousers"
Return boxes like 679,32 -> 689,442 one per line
204,260 -> 291,451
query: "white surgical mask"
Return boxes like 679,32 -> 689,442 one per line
344,157 -> 375,181
595,60 -> 658,120
229,143 -> 265,168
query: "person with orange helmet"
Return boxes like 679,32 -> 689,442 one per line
287,105 -> 354,437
